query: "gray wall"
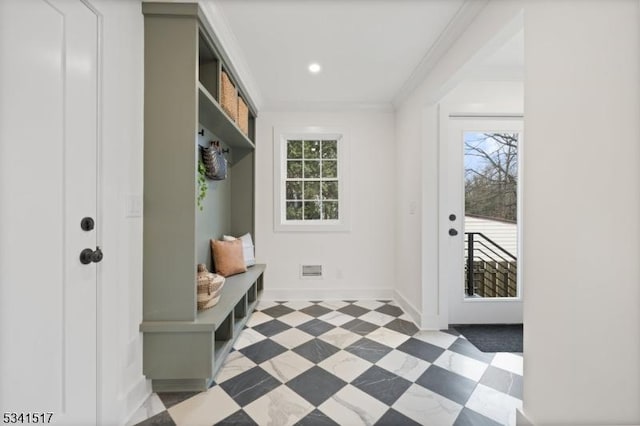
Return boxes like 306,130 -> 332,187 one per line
196,126 -> 232,270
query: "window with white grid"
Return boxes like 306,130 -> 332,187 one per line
274,129 -> 349,232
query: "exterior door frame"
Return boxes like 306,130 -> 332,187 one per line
438,105 -> 524,326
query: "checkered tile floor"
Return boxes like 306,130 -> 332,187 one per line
130,300 -> 523,426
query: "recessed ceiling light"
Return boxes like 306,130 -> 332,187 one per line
308,63 -> 321,74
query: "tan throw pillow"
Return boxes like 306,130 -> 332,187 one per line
211,239 -> 247,277
222,233 -> 256,267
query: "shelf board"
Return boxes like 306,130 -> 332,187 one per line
198,82 -> 255,150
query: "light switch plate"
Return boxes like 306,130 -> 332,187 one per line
125,194 -> 142,218
409,200 -> 417,215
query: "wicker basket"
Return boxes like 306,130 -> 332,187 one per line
220,70 -> 238,122
237,96 -> 249,136
197,264 -> 225,311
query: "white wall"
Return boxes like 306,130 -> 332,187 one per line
522,1 -> 640,424
440,80 -> 523,113
94,0 -> 146,424
255,110 -> 396,301
394,2 -> 524,329
393,98 -> 425,323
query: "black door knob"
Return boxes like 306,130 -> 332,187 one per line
91,246 -> 103,263
80,246 -> 103,264
449,228 -> 458,236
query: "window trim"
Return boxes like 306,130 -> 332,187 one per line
273,126 -> 350,232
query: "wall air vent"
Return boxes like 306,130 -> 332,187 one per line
301,264 -> 323,278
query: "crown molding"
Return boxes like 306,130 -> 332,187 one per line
261,101 -> 394,113
392,0 -> 489,107
199,1 -> 264,113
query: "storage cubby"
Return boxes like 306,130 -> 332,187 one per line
198,32 -> 219,102
214,312 -> 234,341
140,2 -> 264,392
234,296 -> 248,319
248,282 -> 257,304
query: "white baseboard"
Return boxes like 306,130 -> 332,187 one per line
393,290 -> 422,328
261,288 -> 394,301
516,409 -> 534,425
124,377 -> 152,425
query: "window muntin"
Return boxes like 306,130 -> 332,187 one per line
284,139 -> 339,222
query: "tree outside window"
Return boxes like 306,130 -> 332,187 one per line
285,139 -> 339,221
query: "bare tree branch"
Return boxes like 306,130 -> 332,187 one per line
464,133 -> 518,221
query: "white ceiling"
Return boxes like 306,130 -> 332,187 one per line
211,0 -> 468,109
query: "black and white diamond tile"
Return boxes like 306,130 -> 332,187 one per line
260,304 -> 295,318
277,310 -> 316,327
396,337 -> 446,363
351,365 -> 413,405
213,351 -> 257,384
297,318 -> 336,337
219,366 -> 280,406
338,303 -> 370,318
217,409 -> 258,425
280,300 -> 315,311
416,364 -> 477,406
269,327 -> 315,349
375,349 -> 431,381
341,318 -> 379,336
251,319 -> 291,337
292,338 -> 341,364
317,326 -> 362,349
295,408 -> 339,426
358,310 -> 396,326
259,350 -> 315,383
479,365 -> 523,399
239,339 -> 288,364
345,337 -> 393,363
131,300 -> 523,426
376,408 -> 422,426
317,384 -> 388,424
365,326 -> 411,348
317,349 -> 373,383
385,318 -> 420,336
299,304 -> 333,318
433,349 -> 490,382
286,366 -> 348,406
167,386 -> 240,425
243,384 -> 314,425
375,303 -> 404,317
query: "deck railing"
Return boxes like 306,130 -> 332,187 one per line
464,232 -> 517,297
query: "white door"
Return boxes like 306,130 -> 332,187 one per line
0,0 -> 100,423
439,114 -> 523,325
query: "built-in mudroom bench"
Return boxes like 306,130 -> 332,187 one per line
139,2 -> 262,392
140,265 -> 265,391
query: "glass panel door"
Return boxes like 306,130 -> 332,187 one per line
464,132 -> 519,298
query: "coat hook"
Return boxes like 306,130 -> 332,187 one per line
198,129 -> 204,136
222,148 -> 230,154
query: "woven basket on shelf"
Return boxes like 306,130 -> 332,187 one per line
220,70 -> 238,122
237,96 -> 249,136
196,263 -> 225,311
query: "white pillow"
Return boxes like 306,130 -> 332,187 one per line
222,232 -> 256,267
